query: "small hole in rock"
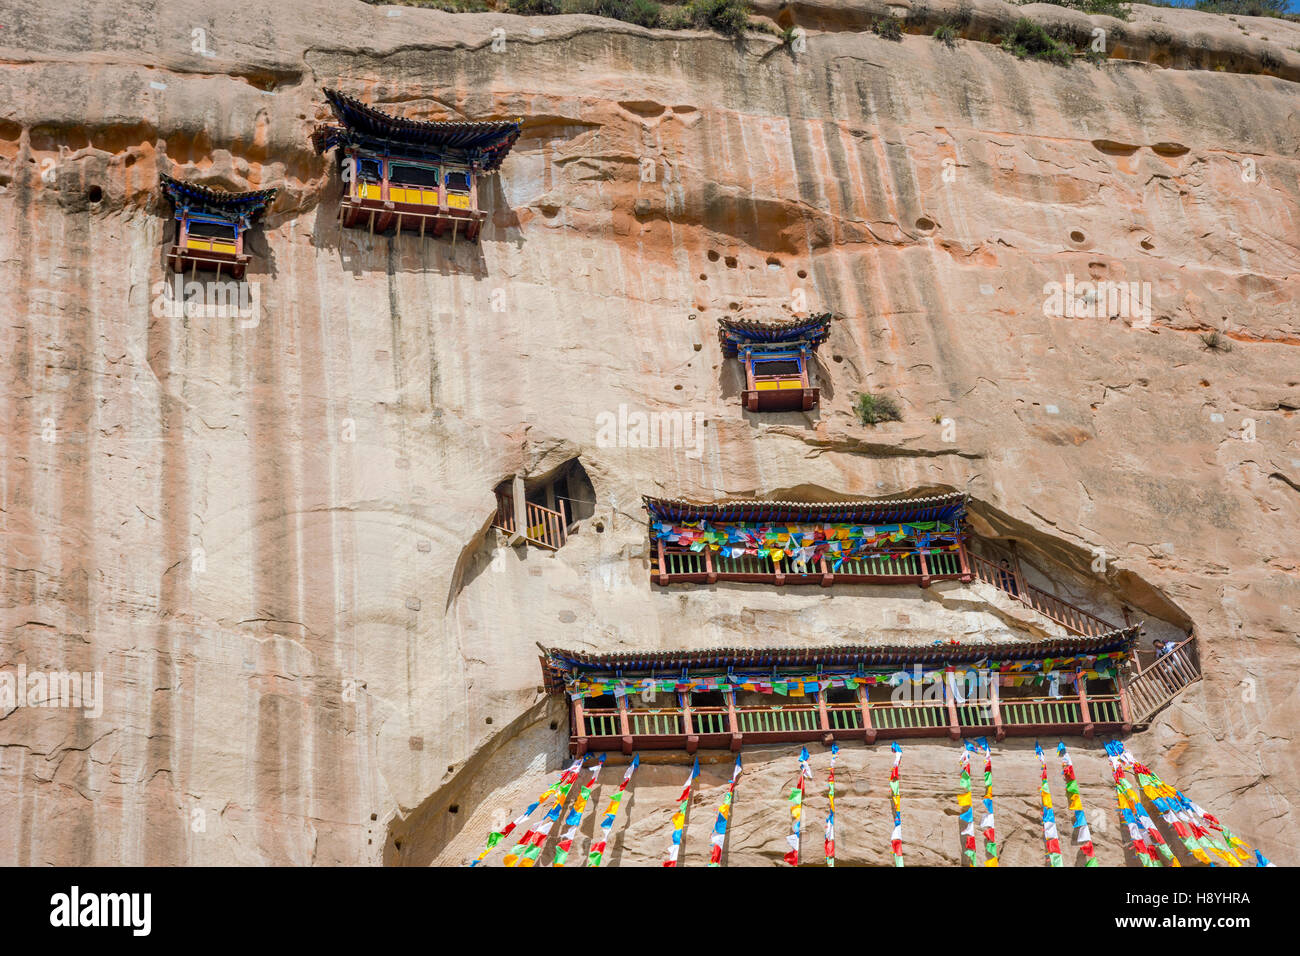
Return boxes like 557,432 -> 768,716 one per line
447,765 -> 455,773
674,384 -> 683,390
87,185 -> 103,203
485,717 -> 493,725
1070,230 -> 1086,244
707,250 -> 720,262
916,217 -> 935,231
549,720 -> 559,730
594,521 -> 605,533
394,840 -> 402,851
729,302 -> 739,311
797,269 -> 808,279
1140,238 -> 1154,250
724,256 -> 737,268
699,273 -> 707,281
448,804 -> 459,814
833,354 -> 844,363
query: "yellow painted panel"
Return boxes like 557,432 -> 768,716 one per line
388,187 -> 405,203
360,183 -> 382,201
755,378 -> 803,391
447,193 -> 471,210
778,379 -> 803,390
186,239 -> 212,252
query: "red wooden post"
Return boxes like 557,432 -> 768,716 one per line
817,691 -> 830,732
1077,670 -> 1093,737
918,548 -> 931,588
682,692 -> 698,754
380,157 -> 390,204
617,693 -> 632,754
819,556 -> 833,587
858,683 -> 875,743
657,540 -> 669,585
725,690 -> 742,751
438,167 -> 448,213
989,673 -> 1004,741
957,536 -> 973,582
469,171 -> 479,215
705,547 -> 717,584
944,668 -> 961,740
1116,675 -> 1134,731
572,697 -> 586,738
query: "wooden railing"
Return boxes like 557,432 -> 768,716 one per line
655,543 -> 969,588
1127,637 -> 1201,723
492,488 -> 568,551
969,549 -> 1119,637
571,689 -> 1129,752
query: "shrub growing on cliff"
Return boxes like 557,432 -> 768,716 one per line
564,0 -> 663,26
872,15 -> 904,40
1199,331 -> 1233,353
1001,18 -> 1074,65
685,0 -> 753,36
1032,0 -> 1131,20
854,392 -> 903,426
508,0 -> 562,13
933,23 -> 959,47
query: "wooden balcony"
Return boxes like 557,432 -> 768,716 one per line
492,488 -> 568,551
569,688 -> 1130,755
654,542 -> 971,588
339,180 -> 485,241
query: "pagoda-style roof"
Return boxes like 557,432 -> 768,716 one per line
643,491 -> 967,526
541,628 -> 1139,682
310,88 -> 522,171
159,174 -> 277,221
717,314 -> 832,355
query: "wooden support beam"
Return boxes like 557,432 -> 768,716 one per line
990,676 -> 1005,741
572,697 -> 586,739
858,684 -> 875,744
705,547 -> 717,584
957,535 -> 973,582
725,691 -> 742,751
918,548 -> 931,588
511,474 -> 526,547
1077,669 -> 1093,737
617,693 -> 632,755
656,540 -> 669,585
945,668 -> 961,740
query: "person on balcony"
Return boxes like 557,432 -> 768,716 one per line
998,559 -> 1019,597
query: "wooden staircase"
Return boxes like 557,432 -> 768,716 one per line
969,540 -> 1203,723
968,545 -> 1121,637
1126,636 -> 1202,724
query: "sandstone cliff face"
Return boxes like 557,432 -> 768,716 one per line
0,0 -> 1296,866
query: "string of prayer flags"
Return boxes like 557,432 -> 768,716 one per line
824,743 -> 838,866
1056,742 -> 1096,866
978,738 -> 998,866
553,754 -> 605,867
1105,741 -> 1174,866
468,756 -> 582,866
663,756 -> 700,867
587,754 -> 639,867
504,758 -> 585,867
1125,755 -> 1214,865
1107,743 -> 1159,867
1035,742 -> 1062,867
784,746 -> 812,866
708,754 -> 743,866
1113,741 -> 1269,867
889,742 -> 904,867
957,743 -> 977,866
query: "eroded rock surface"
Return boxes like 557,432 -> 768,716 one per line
0,0 -> 1296,865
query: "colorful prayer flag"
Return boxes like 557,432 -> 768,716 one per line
553,754 -> 605,867
587,753 -> 639,867
663,757 -> 700,867
708,754 -> 743,866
